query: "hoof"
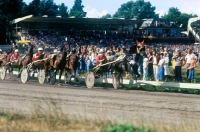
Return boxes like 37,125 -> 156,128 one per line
58,83 -> 62,86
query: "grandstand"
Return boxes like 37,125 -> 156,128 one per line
7,15 -> 195,46
182,17 -> 200,43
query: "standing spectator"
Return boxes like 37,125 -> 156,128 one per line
85,56 -> 93,72
172,50 -> 183,82
187,54 -> 196,83
163,52 -> 170,81
152,51 -> 160,81
148,51 -> 153,80
185,49 -> 192,78
142,53 -> 149,81
79,55 -> 85,73
157,53 -> 165,81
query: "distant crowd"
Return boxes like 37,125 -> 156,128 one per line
4,29 -> 200,83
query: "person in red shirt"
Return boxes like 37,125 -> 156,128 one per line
10,49 -> 20,63
96,49 -> 107,66
32,47 -> 43,62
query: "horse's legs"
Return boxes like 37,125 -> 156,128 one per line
58,68 -> 64,85
8,67 -> 13,79
128,63 -> 140,87
17,66 -> 21,78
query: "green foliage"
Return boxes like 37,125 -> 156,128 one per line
102,123 -> 154,132
27,0 -> 59,16
113,0 -> 158,19
40,0 -> 58,16
69,0 -> 86,18
27,0 -> 41,16
161,7 -> 197,29
101,13 -> 112,19
58,3 -> 68,17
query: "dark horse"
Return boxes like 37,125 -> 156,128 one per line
65,52 -> 79,83
53,47 -> 67,85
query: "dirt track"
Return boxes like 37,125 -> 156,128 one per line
1,78 -> 200,126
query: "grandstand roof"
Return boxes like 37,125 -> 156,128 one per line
11,15 -> 144,30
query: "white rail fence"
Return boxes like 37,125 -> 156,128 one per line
11,71 -> 200,93
0,45 -> 12,51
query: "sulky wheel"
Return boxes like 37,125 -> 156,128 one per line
21,68 -> 29,83
38,70 -> 46,84
64,71 -> 71,84
0,67 -> 6,80
49,70 -> 56,85
112,73 -> 123,89
85,71 -> 95,89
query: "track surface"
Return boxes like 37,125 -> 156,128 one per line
1,78 -> 200,126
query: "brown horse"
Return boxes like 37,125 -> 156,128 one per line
52,47 -> 67,85
65,53 -> 79,83
0,53 -> 23,78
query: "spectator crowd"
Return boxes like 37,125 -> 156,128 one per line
4,29 -> 200,83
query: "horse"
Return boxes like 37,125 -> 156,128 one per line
65,53 -> 79,83
53,47 -> 67,85
0,53 -> 22,78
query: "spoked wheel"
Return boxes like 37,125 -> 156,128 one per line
64,71 -> 71,84
38,70 -> 46,84
85,71 -> 95,89
21,68 -> 29,83
49,71 -> 56,85
112,73 -> 123,89
0,67 -> 6,80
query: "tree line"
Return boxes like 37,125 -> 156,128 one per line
0,0 -> 198,43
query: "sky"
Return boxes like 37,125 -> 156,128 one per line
24,0 -> 200,18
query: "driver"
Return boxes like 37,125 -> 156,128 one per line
96,49 -> 107,66
10,49 -> 20,65
32,47 -> 44,62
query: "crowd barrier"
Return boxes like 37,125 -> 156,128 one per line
0,45 -> 11,51
11,71 -> 200,93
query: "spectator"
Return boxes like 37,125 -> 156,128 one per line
143,53 -> 149,81
163,52 -> 170,81
187,54 -> 196,83
85,56 -> 93,72
152,51 -> 160,81
157,53 -> 165,81
172,50 -> 183,82
148,51 -> 153,80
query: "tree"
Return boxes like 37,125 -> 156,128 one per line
101,13 -> 112,19
40,0 -> 58,16
69,0 -> 86,18
162,7 -> 181,23
58,3 -> 68,17
27,0 -> 41,16
113,0 -> 158,19
162,7 -> 197,29
0,0 -> 24,43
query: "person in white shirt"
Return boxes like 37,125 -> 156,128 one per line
163,52 -> 170,80
185,49 -> 197,78
143,53 -> 149,81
